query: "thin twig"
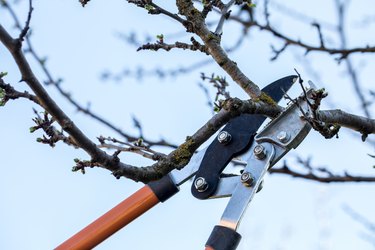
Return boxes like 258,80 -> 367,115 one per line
17,0 -> 33,43
149,2 -> 186,24
269,164 -> 375,183
214,0 -> 236,35
137,39 -> 208,54
0,78 -> 40,105
227,15 -> 375,60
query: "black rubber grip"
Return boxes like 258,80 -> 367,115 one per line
206,225 -> 242,250
147,174 -> 179,202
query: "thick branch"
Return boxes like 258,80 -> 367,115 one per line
318,109 -> 375,136
112,97 -> 282,181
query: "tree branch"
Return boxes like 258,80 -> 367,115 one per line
1,1 -> 179,149
127,0 -> 186,25
1,1 -> 375,185
269,164 -> 375,183
318,109 -> 375,140
137,37 -> 209,54
17,0 -> 33,44
0,23 -> 132,177
0,77 -> 40,106
0,21 -> 282,183
176,0 -> 263,99
111,97 -> 283,181
227,14 -> 375,60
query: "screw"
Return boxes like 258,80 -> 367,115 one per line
194,177 -> 208,192
277,131 -> 289,143
254,144 -> 266,159
240,172 -> 254,186
217,131 -> 232,145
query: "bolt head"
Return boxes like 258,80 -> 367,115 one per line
217,131 -> 232,145
277,131 -> 290,143
253,144 -> 266,159
194,177 -> 208,192
240,172 -> 254,186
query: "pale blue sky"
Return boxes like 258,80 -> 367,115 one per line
1,1 -> 374,249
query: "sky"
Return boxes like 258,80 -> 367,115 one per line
0,0 -> 375,249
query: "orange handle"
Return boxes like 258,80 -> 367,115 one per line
55,185 -> 159,250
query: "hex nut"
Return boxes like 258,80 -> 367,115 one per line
194,177 -> 208,192
253,144 -> 266,159
217,131 -> 232,145
277,131 -> 290,143
241,172 -> 254,186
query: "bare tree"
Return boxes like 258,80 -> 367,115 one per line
1,0 -> 375,249
1,0 -> 374,182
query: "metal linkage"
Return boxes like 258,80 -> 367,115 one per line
219,142 -> 275,230
215,84 -> 315,231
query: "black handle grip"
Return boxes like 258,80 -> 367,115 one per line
206,225 -> 242,250
147,174 -> 179,202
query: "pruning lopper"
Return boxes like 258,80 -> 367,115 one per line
56,75 -> 315,250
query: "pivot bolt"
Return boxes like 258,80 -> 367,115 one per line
277,131 -> 290,143
194,177 -> 208,192
240,172 -> 254,186
217,131 -> 232,145
254,144 -> 266,159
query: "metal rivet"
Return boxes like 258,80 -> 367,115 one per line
240,172 -> 254,186
277,131 -> 289,143
253,144 -> 266,159
217,131 -> 232,145
194,177 -> 208,192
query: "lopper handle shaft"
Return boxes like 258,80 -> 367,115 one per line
55,185 -> 159,250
